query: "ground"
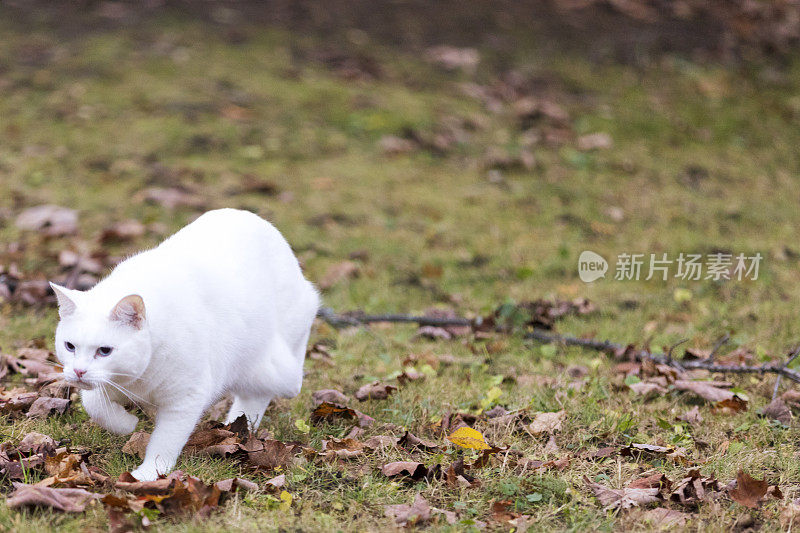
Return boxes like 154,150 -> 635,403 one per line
0,6 -> 800,532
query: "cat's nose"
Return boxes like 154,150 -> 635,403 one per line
74,368 -> 87,379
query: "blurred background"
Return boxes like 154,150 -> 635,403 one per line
2,0 -> 800,351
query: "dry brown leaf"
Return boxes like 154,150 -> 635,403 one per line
311,389 -> 349,406
381,461 -> 431,481
670,469 -> 721,506
213,477 -> 259,492
398,431 -> 439,452
642,508 -> 690,528
528,410 -> 565,435
310,401 -> 374,427
355,381 -> 397,402
99,220 -> 146,243
320,437 -> 364,460
17,432 -> 57,455
780,498 -> 800,528
673,380 -> 736,402
679,406 -> 703,425
729,471 -> 769,509
584,477 -> 660,510
762,397 -> 792,425
384,494 -> 432,527
245,439 -> 298,470
44,451 -> 94,487
319,261 -> 359,289
137,187 -> 205,210
121,432 -> 150,460
628,473 -> 672,491
16,205 -> 78,236
629,381 -> 668,397
6,483 -> 99,512
26,397 -> 70,418
577,132 -> 613,151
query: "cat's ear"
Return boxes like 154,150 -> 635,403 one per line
110,294 -> 146,330
49,282 -> 80,318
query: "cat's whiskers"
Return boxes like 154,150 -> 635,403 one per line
100,378 -> 153,410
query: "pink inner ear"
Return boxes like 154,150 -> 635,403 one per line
111,295 -> 146,329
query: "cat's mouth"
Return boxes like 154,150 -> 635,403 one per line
62,376 -> 93,390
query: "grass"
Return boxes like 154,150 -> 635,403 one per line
1,9 -> 800,531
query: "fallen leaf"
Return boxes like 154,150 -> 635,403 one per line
490,499 -> 518,522
245,439 -> 299,470
306,343 -> 334,365
114,472 -> 174,495
629,473 -> 672,491
213,477 -> 259,492
729,471 -> 769,509
585,477 -> 660,510
780,498 -> 800,528
319,261 -> 359,289
185,426 -> 240,457
528,410 -> 565,435
577,132 -> 613,151
642,508 -> 690,528
355,381 -> 397,401
673,380 -> 736,403
363,435 -> 399,450
121,432 -> 150,460
761,397 -> 792,425
398,431 -> 439,452
713,397 -> 748,414
320,438 -> 364,460
381,462 -> 432,481
425,46 -> 479,73
379,135 -> 416,156
137,187 -> 205,210
17,432 -> 57,455
310,401 -> 374,427
670,469 -> 721,506
44,451 -> 94,487
311,389 -> 349,406
629,381 -> 668,397
99,220 -> 146,243
589,446 -> 618,460
679,406 -> 703,425
6,483 -> 99,512
384,494 -> 432,527
447,427 -> 491,450
26,397 -> 70,418
0,387 -> 39,413
16,205 -> 78,236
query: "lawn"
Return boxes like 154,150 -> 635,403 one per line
1,5 -> 800,532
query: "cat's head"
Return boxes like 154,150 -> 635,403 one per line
50,283 -> 152,390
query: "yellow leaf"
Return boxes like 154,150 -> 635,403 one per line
446,427 -> 491,450
280,490 -> 293,510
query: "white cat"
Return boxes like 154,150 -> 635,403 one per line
50,209 -> 319,481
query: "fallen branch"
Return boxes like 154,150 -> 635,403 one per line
317,307 -> 474,329
317,307 -> 800,384
527,330 -> 800,385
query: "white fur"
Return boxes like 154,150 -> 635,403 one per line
51,209 -> 319,481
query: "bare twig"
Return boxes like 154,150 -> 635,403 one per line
527,330 -> 800,385
708,333 -> 730,362
316,308 -> 800,384
771,344 -> 800,399
317,307 -> 474,329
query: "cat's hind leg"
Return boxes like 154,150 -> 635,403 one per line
224,336 -> 302,429
225,395 -> 271,428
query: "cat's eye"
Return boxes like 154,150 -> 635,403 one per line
64,342 -> 75,352
96,346 -> 113,357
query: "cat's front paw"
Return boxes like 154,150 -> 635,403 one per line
130,463 -> 162,482
103,410 -> 139,435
